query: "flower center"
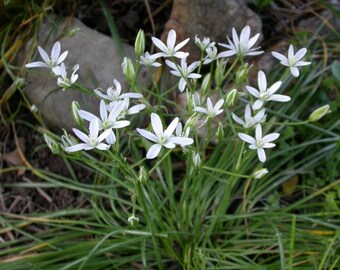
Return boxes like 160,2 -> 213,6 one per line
88,137 -> 98,147
256,139 -> 265,148
259,92 -> 269,100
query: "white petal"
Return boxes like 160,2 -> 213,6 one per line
214,99 -> 224,111
257,148 -> 266,162
25,61 -> 49,68
246,86 -> 260,98
255,124 -> 262,141
112,120 -> 130,128
267,81 -> 282,95
152,37 -> 167,52
232,27 -> 239,46
232,113 -> 245,126
174,38 -> 190,52
96,143 -> 110,151
73,128 -> 89,143
258,71 -> 267,92
56,51 -> 68,65
263,143 -> 276,148
136,128 -> 158,143
89,120 -> 99,138
173,51 -> 189,58
167,29 -> 176,49
263,133 -> 280,143
288,44 -> 294,59
146,144 -> 162,159
38,46 -> 50,64
151,113 -> 163,137
238,133 -> 256,145
65,143 -> 88,152
247,33 -> 260,49
127,104 -> 145,115
120,92 -> 143,99
78,110 -> 99,122
164,117 -> 179,138
169,136 -> 194,146
105,130 -> 116,144
290,66 -> 299,77
178,78 -> 186,92
240,25 -> 250,46
295,61 -> 311,67
98,128 -> 112,142
268,94 -> 291,102
163,142 -> 176,149
194,107 -> 208,114
51,42 -> 61,61
271,51 -> 288,64
295,48 -> 307,61
253,99 -> 264,110
99,100 -> 108,121
217,50 -> 236,58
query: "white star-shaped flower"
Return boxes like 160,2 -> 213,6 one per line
272,44 -> 311,77
194,97 -> 224,119
195,35 -> 216,51
66,119 -> 112,152
238,124 -> 280,163
246,70 -> 290,110
107,98 -> 146,119
140,52 -> 162,67
232,104 -> 266,128
25,41 -> 68,70
203,46 -> 220,64
218,25 -> 263,58
53,63 -> 79,90
151,29 -> 189,59
165,58 -> 201,92
137,113 -> 194,159
94,79 -> 143,102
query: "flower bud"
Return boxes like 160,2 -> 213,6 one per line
214,60 -> 224,89
43,133 -> 60,154
122,57 -> 136,82
201,73 -> 211,96
192,152 -> 202,167
225,88 -> 238,107
216,122 -> 224,142
308,105 -> 331,122
134,29 -> 145,58
138,166 -> 148,183
253,168 -> 268,179
30,104 -> 38,112
61,129 -> 78,150
71,101 -> 84,127
15,77 -> 25,88
235,63 -> 251,85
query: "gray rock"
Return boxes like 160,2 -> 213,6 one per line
23,16 -> 149,131
162,0 -> 263,61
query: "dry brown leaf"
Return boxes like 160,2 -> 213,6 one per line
282,176 -> 299,198
2,137 -> 26,175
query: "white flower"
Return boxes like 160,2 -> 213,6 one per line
25,41 -> 68,69
78,100 -> 130,144
136,113 -> 194,159
218,25 -> 263,58
232,104 -> 266,128
246,70 -> 290,110
175,122 -> 191,147
194,97 -> 224,119
107,98 -> 146,119
253,168 -> 268,179
238,124 -> 280,163
272,44 -> 311,77
203,46 -> 219,64
54,63 -> 79,90
94,79 -> 142,102
65,119 -> 112,152
127,214 -> 139,226
152,29 -> 189,59
195,35 -> 215,51
140,52 -> 162,67
166,58 -> 201,92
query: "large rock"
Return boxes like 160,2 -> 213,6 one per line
162,0 -> 263,61
23,16 -> 149,131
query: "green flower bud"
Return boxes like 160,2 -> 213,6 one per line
138,166 -> 148,183
127,214 -> 139,226
308,105 -> 331,122
71,101 -> 84,127
122,57 -> 136,82
134,29 -> 145,58
253,168 -> 268,179
43,133 -> 60,154
192,152 -> 202,167
61,129 -> 78,150
201,73 -> 211,96
216,122 -> 224,142
214,60 -> 224,89
235,63 -> 251,85
15,77 -> 25,88
225,88 -> 238,107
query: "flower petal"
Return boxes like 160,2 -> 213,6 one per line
151,113 -> 163,137
258,71 -> 267,92
263,133 -> 280,143
65,143 -> 89,152
268,94 -> 291,102
137,128 -> 158,143
167,29 -> 176,49
257,148 -> 266,162
238,133 -> 256,145
146,144 -> 162,159
164,117 -> 179,138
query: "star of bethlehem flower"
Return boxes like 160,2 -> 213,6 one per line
232,104 -> 266,128
152,29 -> 189,59
53,63 -> 79,90
218,25 -> 263,58
136,113 -> 194,159
66,119 -> 112,152
165,58 -> 201,92
175,122 -> 191,147
25,41 -> 68,70
195,35 -> 216,51
246,70 -> 290,110
107,98 -> 146,119
94,79 -> 143,102
194,97 -> 224,119
203,46 -> 220,65
238,124 -> 280,163
140,52 -> 162,67
78,100 -> 130,144
272,44 -> 311,77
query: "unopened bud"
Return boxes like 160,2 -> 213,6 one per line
192,152 -> 202,167
215,60 -> 224,89
308,105 -> 331,122
138,166 -> 148,183
253,168 -> 268,179
235,63 -> 251,85
216,122 -> 224,142
71,101 -> 84,127
135,29 -> 145,58
201,73 -> 211,95
127,214 -> 139,226
122,57 -> 136,82
225,88 -> 238,107
43,133 -> 60,154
